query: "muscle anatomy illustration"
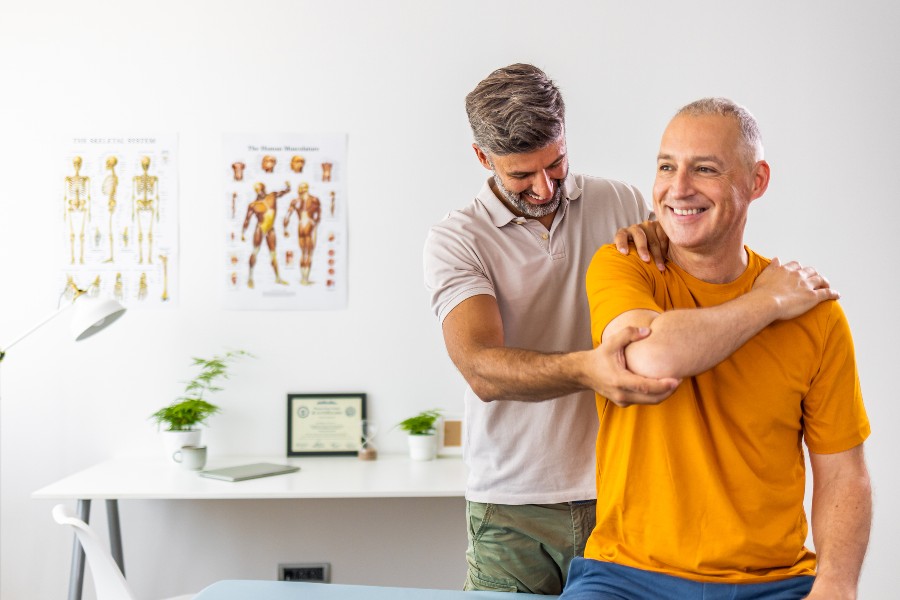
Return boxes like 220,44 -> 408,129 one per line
283,182 -> 321,285
242,181 -> 291,288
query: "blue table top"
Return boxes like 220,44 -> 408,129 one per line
195,580 -> 558,599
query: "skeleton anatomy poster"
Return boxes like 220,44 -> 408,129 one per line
60,135 -> 178,308
224,134 -> 348,310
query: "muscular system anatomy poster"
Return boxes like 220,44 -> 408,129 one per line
224,133 -> 348,310
60,135 -> 179,308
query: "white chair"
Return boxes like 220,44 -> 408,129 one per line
53,504 -> 194,600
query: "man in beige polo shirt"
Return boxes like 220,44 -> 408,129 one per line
423,63 -> 680,594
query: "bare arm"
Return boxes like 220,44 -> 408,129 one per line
283,201 -> 295,231
805,445 -> 872,599
614,219 -> 669,272
603,259 -> 840,379
241,206 -> 254,241
442,294 -> 680,404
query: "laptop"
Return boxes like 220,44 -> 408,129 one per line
199,462 -> 300,482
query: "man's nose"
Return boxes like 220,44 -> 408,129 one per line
670,169 -> 693,199
531,170 -> 553,199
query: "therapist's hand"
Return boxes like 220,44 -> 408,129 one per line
614,220 -> 668,272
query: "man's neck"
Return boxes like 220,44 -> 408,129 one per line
668,244 -> 749,284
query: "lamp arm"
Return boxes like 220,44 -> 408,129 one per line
0,302 -> 74,361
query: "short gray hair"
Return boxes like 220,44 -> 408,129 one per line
676,97 -> 764,164
465,63 -> 566,156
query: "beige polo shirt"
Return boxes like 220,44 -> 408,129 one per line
424,172 -> 651,504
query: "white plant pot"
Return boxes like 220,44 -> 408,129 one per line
161,429 -> 203,463
407,433 -> 438,461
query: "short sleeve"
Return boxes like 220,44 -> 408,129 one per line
585,244 -> 663,347
423,224 -> 495,323
802,302 -> 871,454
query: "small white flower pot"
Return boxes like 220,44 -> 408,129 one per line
407,433 -> 438,461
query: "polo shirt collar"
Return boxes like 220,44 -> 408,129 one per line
478,172 -> 582,228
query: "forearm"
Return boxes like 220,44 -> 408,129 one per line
625,288 -> 779,379
456,345 -> 590,402
808,455 -> 872,597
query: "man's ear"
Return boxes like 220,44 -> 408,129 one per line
472,144 -> 493,171
749,160 -> 771,201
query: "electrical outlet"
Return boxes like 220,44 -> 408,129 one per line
278,562 -> 331,583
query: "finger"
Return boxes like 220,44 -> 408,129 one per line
605,325 -> 652,350
609,375 -> 681,406
614,228 -> 631,254
816,287 -> 841,301
629,227 -> 651,261
655,223 -> 669,272
800,266 -> 818,278
642,226 -> 665,271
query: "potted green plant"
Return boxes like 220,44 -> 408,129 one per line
151,350 -> 252,459
397,409 -> 442,461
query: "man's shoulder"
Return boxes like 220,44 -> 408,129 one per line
587,243 -> 657,282
592,242 -> 649,266
427,199 -> 489,237
568,173 -> 648,224
573,173 -> 642,199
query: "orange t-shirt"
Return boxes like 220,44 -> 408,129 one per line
584,244 -> 870,583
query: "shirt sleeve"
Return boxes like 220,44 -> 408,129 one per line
585,244 -> 663,348
802,301 -> 871,454
423,222 -> 495,324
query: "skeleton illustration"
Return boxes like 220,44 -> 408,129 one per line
102,156 -> 119,262
114,273 -> 124,303
137,272 -> 148,300
64,156 -> 91,264
132,156 -> 159,264
159,254 -> 169,301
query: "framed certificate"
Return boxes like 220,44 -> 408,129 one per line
287,393 -> 366,456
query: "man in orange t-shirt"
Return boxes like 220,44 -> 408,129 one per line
561,99 -> 872,600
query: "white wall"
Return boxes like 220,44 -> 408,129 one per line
1,1 -> 897,598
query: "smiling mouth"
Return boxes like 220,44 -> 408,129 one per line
671,207 -> 707,216
523,187 -> 554,204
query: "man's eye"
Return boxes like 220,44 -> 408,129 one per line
658,164 -> 672,172
697,166 -> 716,174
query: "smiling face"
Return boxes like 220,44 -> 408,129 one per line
475,138 -> 568,221
653,113 -> 769,271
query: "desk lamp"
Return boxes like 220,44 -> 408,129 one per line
0,284 -> 126,362
0,284 -> 125,599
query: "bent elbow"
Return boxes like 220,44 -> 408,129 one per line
468,379 -> 500,402
625,344 -> 684,380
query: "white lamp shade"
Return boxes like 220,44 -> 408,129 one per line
70,297 -> 126,342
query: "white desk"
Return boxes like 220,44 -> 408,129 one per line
33,455 -> 468,600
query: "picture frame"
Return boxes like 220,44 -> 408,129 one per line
287,393 -> 366,456
438,413 -> 464,456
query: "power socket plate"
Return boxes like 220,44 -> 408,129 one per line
278,562 -> 331,583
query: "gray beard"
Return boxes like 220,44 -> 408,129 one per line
493,172 -> 563,219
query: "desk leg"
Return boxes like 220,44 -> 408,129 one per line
106,499 -> 125,575
67,499 -> 90,600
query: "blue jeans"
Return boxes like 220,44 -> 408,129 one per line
560,558 -> 815,600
